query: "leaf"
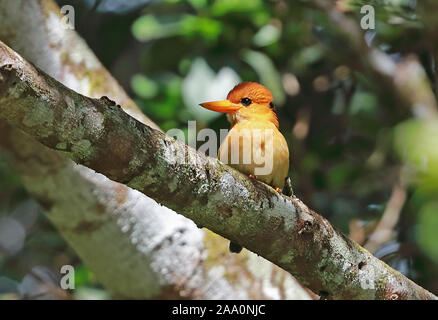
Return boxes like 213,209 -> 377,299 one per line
253,24 -> 281,47
182,58 -> 241,122
416,202 -> 438,262
242,50 -> 285,105
131,74 -> 159,99
132,15 -> 180,41
211,0 -> 263,16
349,92 -> 378,115
73,287 -> 111,300
394,120 -> 438,188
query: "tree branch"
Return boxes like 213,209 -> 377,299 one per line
0,41 -> 435,300
364,181 -> 407,253
0,0 -> 310,299
312,0 -> 438,120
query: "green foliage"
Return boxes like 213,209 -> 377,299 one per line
131,74 -> 159,99
78,0 -> 438,295
416,202 -> 438,262
241,50 -> 285,104
123,3 -> 438,292
132,14 -> 222,42
395,120 -> 438,189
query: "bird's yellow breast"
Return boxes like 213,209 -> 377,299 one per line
218,120 -> 289,189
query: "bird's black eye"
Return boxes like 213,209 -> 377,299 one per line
241,97 -> 252,107
269,102 -> 275,109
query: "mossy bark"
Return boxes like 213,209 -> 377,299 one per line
0,40 -> 435,300
0,0 -> 309,300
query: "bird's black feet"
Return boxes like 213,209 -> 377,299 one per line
229,241 -> 243,254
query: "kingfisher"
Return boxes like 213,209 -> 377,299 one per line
200,82 -> 291,253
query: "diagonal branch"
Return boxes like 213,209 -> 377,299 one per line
0,41 -> 435,300
0,0 -> 310,300
364,181 -> 407,253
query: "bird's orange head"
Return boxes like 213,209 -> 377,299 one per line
200,82 -> 279,128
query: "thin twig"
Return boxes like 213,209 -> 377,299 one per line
364,182 -> 407,253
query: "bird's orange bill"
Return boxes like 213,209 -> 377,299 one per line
199,100 -> 241,113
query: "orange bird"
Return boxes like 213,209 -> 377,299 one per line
200,82 -> 290,253
200,82 -> 290,191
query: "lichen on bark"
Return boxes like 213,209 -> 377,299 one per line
0,0 -> 310,300
0,40 -> 435,299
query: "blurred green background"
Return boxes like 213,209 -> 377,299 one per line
1,0 -> 438,298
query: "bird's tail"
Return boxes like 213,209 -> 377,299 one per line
283,177 -> 294,197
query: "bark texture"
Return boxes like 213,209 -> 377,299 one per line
0,0 -> 310,300
0,40 -> 435,300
